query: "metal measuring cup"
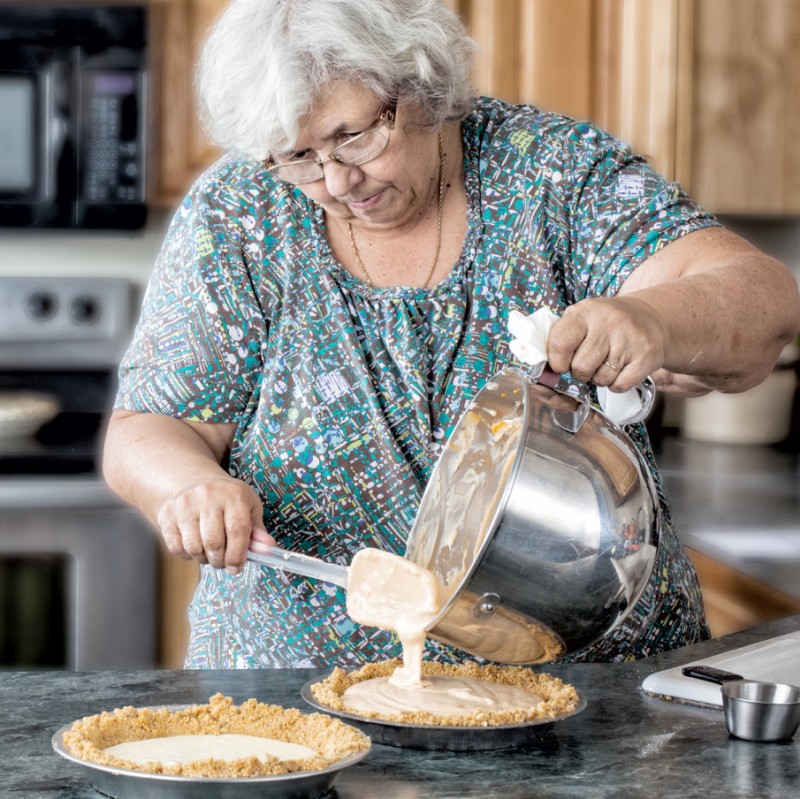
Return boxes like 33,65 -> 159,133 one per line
683,665 -> 800,742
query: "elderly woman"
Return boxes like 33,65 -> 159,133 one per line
104,0 -> 800,669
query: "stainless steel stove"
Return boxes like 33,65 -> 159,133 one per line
0,276 -> 157,669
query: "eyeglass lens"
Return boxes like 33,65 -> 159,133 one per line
271,122 -> 391,184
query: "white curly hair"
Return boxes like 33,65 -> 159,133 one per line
196,0 -> 476,160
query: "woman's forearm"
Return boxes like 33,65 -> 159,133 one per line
548,227 -> 800,396
102,410 -> 236,528
622,235 -> 800,392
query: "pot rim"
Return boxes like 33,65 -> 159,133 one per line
418,368 -> 533,632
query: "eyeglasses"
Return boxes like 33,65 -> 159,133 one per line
265,102 -> 396,185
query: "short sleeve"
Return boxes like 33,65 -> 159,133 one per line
557,121 -> 718,300
115,170 -> 268,423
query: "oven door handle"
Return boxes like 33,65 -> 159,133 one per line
0,478 -> 122,510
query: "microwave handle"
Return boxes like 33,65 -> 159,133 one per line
39,57 -> 73,202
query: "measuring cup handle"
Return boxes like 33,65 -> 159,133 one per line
682,665 -> 745,685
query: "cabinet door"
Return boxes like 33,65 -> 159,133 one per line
455,0 -> 676,170
456,0 -> 593,119
593,0 -> 800,213
686,547 -> 800,638
687,0 -> 800,214
591,0 -> 688,183
149,0 -> 225,205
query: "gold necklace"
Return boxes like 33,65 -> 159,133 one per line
348,131 -> 445,289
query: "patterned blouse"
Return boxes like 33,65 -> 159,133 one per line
116,97 -> 714,668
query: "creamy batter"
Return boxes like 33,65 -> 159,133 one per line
345,547 -> 442,687
104,734 -> 316,767
341,675 -> 543,717
343,548 -> 546,718
406,401 -> 524,602
341,403 -> 540,717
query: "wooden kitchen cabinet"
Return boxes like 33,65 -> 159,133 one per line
596,0 -> 800,214
452,0 -> 800,214
686,547 -> 800,638
685,0 -> 800,214
146,0 -> 799,213
451,0 -> 594,121
146,0 -> 598,204
147,0 -> 226,206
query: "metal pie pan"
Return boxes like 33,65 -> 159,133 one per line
300,678 -> 586,751
52,707 -> 371,799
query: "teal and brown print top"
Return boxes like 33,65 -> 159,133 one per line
116,97 -> 714,668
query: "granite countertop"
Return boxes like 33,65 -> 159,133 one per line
3,616 -> 799,799
655,435 -> 800,599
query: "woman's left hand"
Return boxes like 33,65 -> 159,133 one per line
547,228 -> 800,397
546,294 -> 667,392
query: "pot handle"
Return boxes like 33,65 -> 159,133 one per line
552,395 -> 591,434
532,371 -> 657,432
682,665 -> 745,685
621,377 -> 657,426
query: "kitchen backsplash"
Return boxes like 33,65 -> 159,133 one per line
0,209 -> 171,294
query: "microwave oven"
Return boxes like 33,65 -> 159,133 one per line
0,4 -> 147,230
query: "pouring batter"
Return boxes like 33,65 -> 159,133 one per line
345,547 -> 441,688
344,548 -> 546,715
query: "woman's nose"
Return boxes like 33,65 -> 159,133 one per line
321,160 -> 362,197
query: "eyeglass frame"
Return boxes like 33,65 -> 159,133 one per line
264,100 -> 397,185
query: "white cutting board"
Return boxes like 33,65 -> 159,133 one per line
642,631 -> 800,707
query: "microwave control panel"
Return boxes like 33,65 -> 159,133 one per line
82,71 -> 145,205
0,4 -> 147,229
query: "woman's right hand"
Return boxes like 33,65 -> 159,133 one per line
157,475 -> 272,575
103,410 -> 276,576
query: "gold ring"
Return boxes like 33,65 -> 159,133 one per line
603,359 -> 621,372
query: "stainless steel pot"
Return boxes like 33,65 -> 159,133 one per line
405,368 -> 660,663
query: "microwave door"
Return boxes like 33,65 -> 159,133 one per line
0,50 -> 75,227
0,75 -> 36,195
0,72 -> 43,206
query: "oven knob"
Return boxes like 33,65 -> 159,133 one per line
25,290 -> 59,321
69,295 -> 101,325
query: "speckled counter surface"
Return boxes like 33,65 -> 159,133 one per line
4,616 -> 799,799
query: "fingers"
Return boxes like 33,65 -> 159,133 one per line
249,526 -> 277,555
593,357 -> 630,388
546,313 -> 625,385
156,477 -> 266,576
546,310 -> 620,383
601,358 -> 622,374
221,496 -> 265,574
198,506 -> 227,569
545,297 -> 666,390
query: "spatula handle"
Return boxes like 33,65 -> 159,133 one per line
247,546 -> 349,588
